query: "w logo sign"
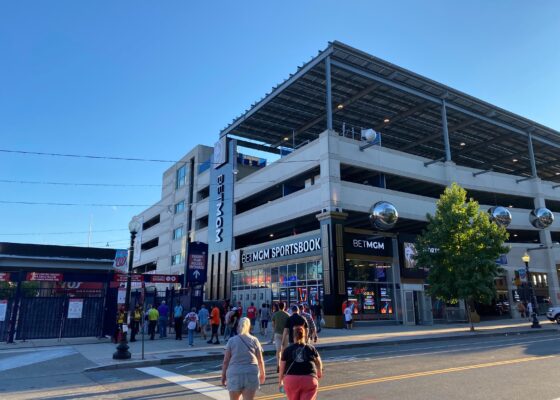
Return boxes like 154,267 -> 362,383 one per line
113,250 -> 129,273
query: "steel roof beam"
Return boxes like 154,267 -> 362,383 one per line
330,59 -> 560,151
220,45 -> 334,138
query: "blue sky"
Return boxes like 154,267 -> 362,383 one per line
1,1 -> 559,248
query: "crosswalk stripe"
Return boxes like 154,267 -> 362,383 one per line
137,366 -> 230,400
0,348 -> 77,372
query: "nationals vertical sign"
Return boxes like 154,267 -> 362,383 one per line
113,249 -> 128,274
187,241 -> 208,284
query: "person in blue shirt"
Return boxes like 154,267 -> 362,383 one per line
174,301 -> 184,340
198,304 -> 210,341
157,301 -> 169,338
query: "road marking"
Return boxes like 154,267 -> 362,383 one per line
255,355 -> 556,400
0,347 -> 77,372
138,366 -> 229,400
322,336 -> 560,365
175,362 -> 194,369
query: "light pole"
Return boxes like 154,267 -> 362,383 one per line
521,251 -> 541,329
113,216 -> 142,359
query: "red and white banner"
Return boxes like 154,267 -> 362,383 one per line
26,272 -> 63,282
113,274 -> 144,283
113,249 -> 128,274
0,273 -> 10,282
148,274 -> 180,283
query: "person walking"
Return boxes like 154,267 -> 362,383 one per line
247,303 -> 257,333
173,301 -> 184,340
221,317 -> 266,400
230,307 -> 240,339
198,304 -> 210,340
184,307 -> 199,347
272,302 -> 289,373
208,304 -> 221,345
114,306 -> 126,343
224,306 -> 234,341
157,301 -> 169,339
279,325 -> 323,400
344,303 -> 353,330
130,304 -> 142,342
312,303 -> 322,333
299,304 -> 317,343
259,303 -> 270,337
517,301 -> 526,318
283,305 -> 308,347
147,304 -> 159,340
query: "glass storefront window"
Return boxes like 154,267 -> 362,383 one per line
287,264 -> 297,286
297,263 -> 307,282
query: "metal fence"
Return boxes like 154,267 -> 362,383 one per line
1,285 -> 106,342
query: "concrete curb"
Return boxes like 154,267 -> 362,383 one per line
83,327 -> 557,373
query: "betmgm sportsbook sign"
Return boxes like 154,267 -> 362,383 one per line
241,234 -> 322,267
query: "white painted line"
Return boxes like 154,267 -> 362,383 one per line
322,337 -> 560,365
175,362 -> 194,369
0,348 -> 77,372
138,366 -> 230,400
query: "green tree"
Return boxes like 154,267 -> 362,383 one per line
415,183 -> 509,331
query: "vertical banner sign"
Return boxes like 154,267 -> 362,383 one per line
133,217 -> 144,263
0,300 -> 7,322
67,299 -> 84,319
113,249 -> 128,274
0,273 -> 10,282
187,241 -> 208,284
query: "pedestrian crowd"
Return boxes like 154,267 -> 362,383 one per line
114,300 -> 325,400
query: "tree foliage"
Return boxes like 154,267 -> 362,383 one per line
415,183 -> 509,313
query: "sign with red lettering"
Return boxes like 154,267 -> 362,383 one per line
147,274 -> 179,283
26,272 -> 63,282
0,273 -> 10,282
113,274 -> 143,282
113,249 -> 128,274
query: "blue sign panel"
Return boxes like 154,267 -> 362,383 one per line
187,241 -> 208,284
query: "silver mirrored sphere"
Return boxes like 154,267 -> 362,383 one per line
370,201 -> 398,230
529,207 -> 554,229
488,206 -> 512,227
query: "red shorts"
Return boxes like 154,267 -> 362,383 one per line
284,375 -> 318,400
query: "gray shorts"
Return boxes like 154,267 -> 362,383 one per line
226,367 -> 260,392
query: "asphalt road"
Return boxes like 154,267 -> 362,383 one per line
1,332 -> 559,399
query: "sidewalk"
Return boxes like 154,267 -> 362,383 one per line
1,318 -> 557,372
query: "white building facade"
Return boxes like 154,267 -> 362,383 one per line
134,42 -> 560,327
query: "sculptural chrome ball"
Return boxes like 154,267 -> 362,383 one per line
529,207 -> 554,229
370,201 -> 398,230
488,206 -> 512,227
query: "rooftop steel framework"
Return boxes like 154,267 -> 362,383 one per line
221,41 -> 560,183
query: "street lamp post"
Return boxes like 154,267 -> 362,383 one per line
113,217 -> 142,359
521,251 -> 541,329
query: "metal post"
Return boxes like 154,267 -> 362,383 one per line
141,297 -> 145,360
524,260 -> 541,328
7,271 -> 23,343
441,99 -> 451,162
325,57 -> 333,131
113,230 -> 136,359
528,132 -> 538,178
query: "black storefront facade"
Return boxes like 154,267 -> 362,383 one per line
0,242 -> 117,342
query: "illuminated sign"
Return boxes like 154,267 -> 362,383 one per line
215,174 -> 224,243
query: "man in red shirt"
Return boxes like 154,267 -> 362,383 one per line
247,302 -> 257,333
207,305 -> 221,345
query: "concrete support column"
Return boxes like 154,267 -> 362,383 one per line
317,210 -> 348,328
325,57 -> 333,131
531,181 -> 560,306
441,99 -> 451,162
527,132 -> 538,178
